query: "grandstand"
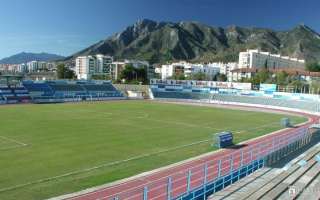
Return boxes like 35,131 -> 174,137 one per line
150,82 -> 320,113
211,94 -> 320,113
81,83 -> 124,99
0,80 -> 125,104
152,90 -> 211,100
0,85 -> 15,103
22,80 -> 125,103
0,85 -> 31,103
208,132 -> 320,200
23,81 -> 55,96
47,81 -> 87,100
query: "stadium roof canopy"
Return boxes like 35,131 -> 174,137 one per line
0,74 -> 24,85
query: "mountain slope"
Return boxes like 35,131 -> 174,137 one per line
0,52 -> 65,64
68,19 -> 320,64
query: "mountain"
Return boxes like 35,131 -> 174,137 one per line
68,19 -> 320,64
0,52 -> 65,64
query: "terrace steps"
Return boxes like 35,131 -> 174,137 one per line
208,141 -> 320,200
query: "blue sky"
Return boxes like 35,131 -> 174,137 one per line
0,0 -> 319,59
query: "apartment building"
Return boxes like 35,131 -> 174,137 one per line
75,55 -> 113,80
238,49 -> 305,69
160,61 -> 221,80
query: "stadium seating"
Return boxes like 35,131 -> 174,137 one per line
212,94 -> 319,113
0,86 -> 14,99
152,91 -> 212,100
82,83 -> 123,99
208,133 -> 320,200
0,86 -> 7,103
21,80 -> 124,103
151,84 -> 320,113
82,84 -> 117,92
12,86 -> 31,102
0,85 -> 31,103
23,82 -> 54,96
48,83 -> 87,99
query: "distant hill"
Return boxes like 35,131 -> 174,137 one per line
67,19 -> 320,64
0,52 -> 65,64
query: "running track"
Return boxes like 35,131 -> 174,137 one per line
60,103 -> 319,200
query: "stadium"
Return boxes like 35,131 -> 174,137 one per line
0,77 -> 320,200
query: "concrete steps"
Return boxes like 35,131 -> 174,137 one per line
208,142 -> 320,200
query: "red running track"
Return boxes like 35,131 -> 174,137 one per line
64,105 -> 319,200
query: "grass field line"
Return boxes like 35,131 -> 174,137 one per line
0,138 -> 211,193
84,109 -> 223,131
0,136 -> 28,151
60,108 -> 222,134
62,109 -> 263,134
112,110 -> 285,135
0,136 -> 27,146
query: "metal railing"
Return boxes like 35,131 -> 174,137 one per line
105,126 -> 311,200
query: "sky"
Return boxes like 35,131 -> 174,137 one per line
0,0 -> 319,59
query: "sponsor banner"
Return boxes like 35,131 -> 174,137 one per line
150,79 -> 251,90
230,82 -> 252,90
260,84 -> 277,92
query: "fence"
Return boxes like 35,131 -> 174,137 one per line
105,125 -> 311,200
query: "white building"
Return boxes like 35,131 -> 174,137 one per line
96,54 -> 113,74
161,61 -> 220,80
230,49 -> 306,82
38,62 -> 48,71
238,49 -> 305,69
207,62 -> 238,81
27,61 -> 39,72
110,59 -> 154,80
18,63 -> 28,73
75,55 -> 113,80
110,61 -> 126,80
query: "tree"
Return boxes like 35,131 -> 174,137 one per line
163,50 -> 173,63
255,69 -> 271,83
120,64 -> 147,84
170,73 -> 185,80
264,60 -> 268,70
310,81 -> 320,94
306,62 -> 320,72
240,77 -> 252,83
275,71 -> 289,85
188,72 -> 207,81
289,80 -> 306,93
91,74 -> 111,80
250,75 -> 261,85
216,73 -> 227,82
57,64 -> 75,79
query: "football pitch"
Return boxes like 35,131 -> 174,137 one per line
0,101 -> 307,200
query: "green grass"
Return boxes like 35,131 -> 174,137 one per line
0,101 -> 306,200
